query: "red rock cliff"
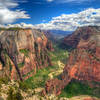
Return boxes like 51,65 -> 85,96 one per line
0,29 -> 53,81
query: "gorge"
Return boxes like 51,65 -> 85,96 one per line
0,26 -> 100,100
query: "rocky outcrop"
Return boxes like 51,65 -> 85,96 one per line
0,29 -> 53,81
44,26 -> 100,95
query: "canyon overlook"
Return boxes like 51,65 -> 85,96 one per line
0,26 -> 100,100
44,26 -> 100,95
1,0 -> 100,99
0,29 -> 53,81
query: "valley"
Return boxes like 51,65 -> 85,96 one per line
24,44 -> 69,89
0,27 -> 100,100
0,0 -> 100,99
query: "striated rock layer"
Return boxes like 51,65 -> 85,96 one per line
43,26 -> 100,95
0,29 -> 53,81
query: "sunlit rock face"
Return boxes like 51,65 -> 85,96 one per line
44,26 -> 100,95
0,29 -> 53,81
64,26 -> 100,82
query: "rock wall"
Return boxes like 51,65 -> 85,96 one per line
0,29 -> 53,81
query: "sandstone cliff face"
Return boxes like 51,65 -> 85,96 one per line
44,26 -> 100,95
63,26 -> 100,48
0,29 -> 53,81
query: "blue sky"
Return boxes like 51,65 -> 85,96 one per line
0,0 -> 100,31
17,0 -> 100,24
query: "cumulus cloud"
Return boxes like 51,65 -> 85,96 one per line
34,8 -> 100,31
7,23 -> 34,28
2,8 -> 100,31
0,23 -> 35,29
0,0 -> 30,24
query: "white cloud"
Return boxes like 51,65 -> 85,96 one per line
0,0 -> 18,8
57,0 -> 91,3
34,8 -> 100,31
47,0 -> 53,2
0,0 -> 30,24
46,0 -> 92,3
7,23 -> 34,28
0,23 -> 35,29
2,8 -> 100,32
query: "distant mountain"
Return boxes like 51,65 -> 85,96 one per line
49,30 -> 72,39
43,30 -> 72,45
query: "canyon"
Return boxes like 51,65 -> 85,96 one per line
0,26 -> 100,100
44,26 -> 100,96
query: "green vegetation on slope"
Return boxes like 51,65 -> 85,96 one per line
0,77 -> 10,87
7,87 -> 23,100
59,79 -> 100,98
24,66 -> 57,89
18,62 -> 25,68
49,44 -> 69,64
19,82 -> 29,92
0,77 -> 10,94
19,49 -> 29,57
24,44 -> 69,89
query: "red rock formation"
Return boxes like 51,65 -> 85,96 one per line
0,29 -> 53,81
44,26 -> 100,95
63,26 -> 100,48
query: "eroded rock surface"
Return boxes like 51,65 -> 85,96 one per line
0,29 -> 53,81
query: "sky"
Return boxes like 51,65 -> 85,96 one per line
0,0 -> 100,31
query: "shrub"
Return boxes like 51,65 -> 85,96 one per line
7,87 -> 23,100
0,77 -> 10,85
19,82 -> 28,92
7,87 -> 14,100
13,90 -> 23,100
18,62 -> 24,68
19,49 -> 29,57
59,79 -> 94,98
